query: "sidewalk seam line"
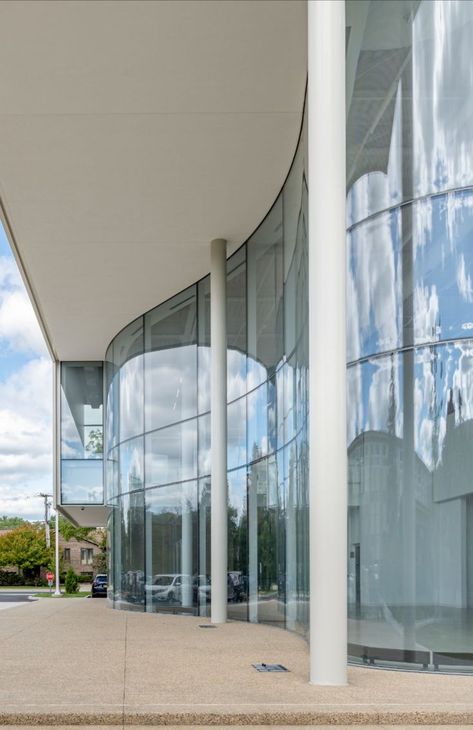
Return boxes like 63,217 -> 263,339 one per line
122,612 -> 128,727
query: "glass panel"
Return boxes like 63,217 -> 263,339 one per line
197,414 -> 210,477
247,196 -> 284,389
227,397 -> 246,471
115,491 -> 145,610
145,481 -> 198,613
413,190 -> 473,345
347,209 -> 402,361
145,420 -> 197,487
247,381 -> 276,462
197,277 -> 211,415
113,318 -> 144,442
145,286 -> 197,431
119,437 -> 144,494
61,460 -> 103,504
227,253 -> 247,400
347,0 -> 473,224
228,467 -> 248,621
198,477 -> 211,617
105,447 -> 119,503
61,363 -> 103,460
105,342 -> 118,452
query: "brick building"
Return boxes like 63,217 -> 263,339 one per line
59,535 -> 102,578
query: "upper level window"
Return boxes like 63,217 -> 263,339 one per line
60,362 -> 104,505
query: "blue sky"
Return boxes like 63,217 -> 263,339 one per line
0,223 -> 52,520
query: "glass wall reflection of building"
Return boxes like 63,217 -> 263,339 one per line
102,0 -> 473,673
347,0 -> 473,669
104,112 -> 309,632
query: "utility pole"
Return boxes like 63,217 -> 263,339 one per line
38,493 -> 52,548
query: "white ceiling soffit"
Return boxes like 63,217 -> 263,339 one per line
0,0 -> 307,361
57,504 -> 110,529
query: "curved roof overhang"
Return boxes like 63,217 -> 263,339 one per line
0,0 -> 307,360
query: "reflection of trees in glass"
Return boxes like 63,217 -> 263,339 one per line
86,428 -> 103,455
228,502 -> 247,575
258,506 -> 278,593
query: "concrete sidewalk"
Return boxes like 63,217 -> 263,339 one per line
1,599 -> 473,726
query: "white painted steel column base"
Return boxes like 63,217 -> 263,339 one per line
210,238 -> 228,625
308,0 -> 347,686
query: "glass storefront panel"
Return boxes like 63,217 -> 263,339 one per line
247,196 -> 284,390
145,420 -> 197,488
347,209 -> 402,362
144,286 -> 197,431
197,277 -> 211,415
346,0 -> 473,670
197,414 -> 210,477
145,482 -> 198,613
119,436 -> 144,494
228,467 -> 248,622
413,190 -> 473,346
227,251 -> 247,401
114,490 -> 145,610
198,477 -> 211,617
112,319 -> 144,442
227,397 -> 246,471
247,381 -> 276,463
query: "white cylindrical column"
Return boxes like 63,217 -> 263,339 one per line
181,489 -> 193,608
308,0 -> 347,685
210,238 -> 227,624
54,510 -> 61,596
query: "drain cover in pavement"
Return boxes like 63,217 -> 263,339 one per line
199,624 -> 217,629
253,663 -> 288,672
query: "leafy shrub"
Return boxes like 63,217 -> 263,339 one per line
0,570 -> 21,586
64,568 -> 79,594
78,573 -> 93,583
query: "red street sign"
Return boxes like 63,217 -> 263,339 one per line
46,572 -> 54,581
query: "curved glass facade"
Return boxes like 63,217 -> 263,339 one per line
104,113 -> 309,632
347,0 -> 473,670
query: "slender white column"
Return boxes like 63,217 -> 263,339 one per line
54,510 -> 61,596
181,491 -> 193,608
53,361 -> 61,596
210,238 -> 227,624
308,0 -> 347,686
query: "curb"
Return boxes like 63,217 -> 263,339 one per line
1,710 -> 473,726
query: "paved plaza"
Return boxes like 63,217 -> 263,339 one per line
1,598 -> 473,726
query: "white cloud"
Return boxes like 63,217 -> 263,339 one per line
0,255 -> 47,356
457,253 -> 473,303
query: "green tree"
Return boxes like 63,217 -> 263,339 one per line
0,515 -> 28,529
92,551 -> 107,575
86,428 -> 103,456
64,567 -> 79,594
0,525 -> 51,579
51,515 -> 96,543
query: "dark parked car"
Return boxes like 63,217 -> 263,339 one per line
91,574 -> 108,598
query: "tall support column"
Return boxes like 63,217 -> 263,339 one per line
308,0 -> 347,686
210,238 -> 227,624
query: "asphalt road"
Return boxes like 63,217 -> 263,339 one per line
0,591 -> 39,609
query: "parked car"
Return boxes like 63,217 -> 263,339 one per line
197,573 -> 239,603
145,574 -> 192,603
91,574 -> 108,598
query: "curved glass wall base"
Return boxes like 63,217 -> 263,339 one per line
347,0 -> 473,671
104,108 -> 309,635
